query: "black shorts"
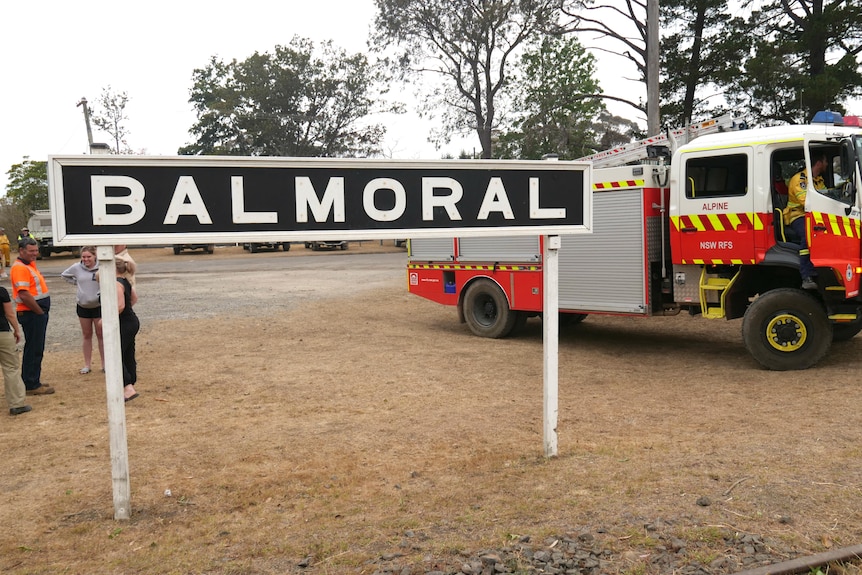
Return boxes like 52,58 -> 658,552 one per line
76,305 -> 102,319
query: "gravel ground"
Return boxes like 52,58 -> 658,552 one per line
34,246 -> 405,354
366,526 -> 822,575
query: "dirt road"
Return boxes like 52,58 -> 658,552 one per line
37,242 -> 406,352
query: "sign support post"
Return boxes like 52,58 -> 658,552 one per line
543,235 -> 560,457
97,246 -> 131,519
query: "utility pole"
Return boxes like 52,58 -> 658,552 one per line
646,0 -> 660,135
77,98 -> 94,150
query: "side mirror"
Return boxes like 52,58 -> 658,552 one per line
840,140 -> 856,180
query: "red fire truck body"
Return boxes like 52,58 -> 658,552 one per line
407,114 -> 862,370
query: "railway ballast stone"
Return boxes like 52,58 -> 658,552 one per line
365,523 -> 803,575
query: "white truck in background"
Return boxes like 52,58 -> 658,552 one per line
27,210 -> 79,258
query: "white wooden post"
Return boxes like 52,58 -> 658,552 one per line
96,246 -> 131,519
543,235 -> 560,457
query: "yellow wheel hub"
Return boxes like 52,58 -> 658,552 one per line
766,313 -> 807,352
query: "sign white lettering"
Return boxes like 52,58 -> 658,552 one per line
92,175 -> 564,226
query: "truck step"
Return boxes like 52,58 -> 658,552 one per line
698,268 -> 741,320
703,306 -> 726,319
700,278 -> 732,290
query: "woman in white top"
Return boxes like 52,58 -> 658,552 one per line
60,246 -> 104,374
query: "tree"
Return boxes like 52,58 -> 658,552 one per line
659,0 -> 750,125
560,0 -> 660,131
0,196 -> 29,239
728,0 -> 862,124
5,159 -> 48,214
591,111 -> 644,150
495,36 -> 606,159
372,0 -> 571,159
181,37 -> 391,157
91,86 -> 133,154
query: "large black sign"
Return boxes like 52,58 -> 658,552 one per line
49,156 -> 591,244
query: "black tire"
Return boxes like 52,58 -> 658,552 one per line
173,246 -> 181,255
463,278 -> 518,338
832,315 -> 862,342
250,244 -> 259,253
206,245 -> 214,254
282,243 -> 291,251
304,242 -> 311,249
311,242 -> 320,251
341,242 -> 347,250
742,288 -> 832,370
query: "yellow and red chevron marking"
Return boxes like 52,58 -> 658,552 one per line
408,263 -> 540,272
811,212 -> 862,239
671,212 -> 767,232
593,179 -> 645,190
679,258 -> 754,265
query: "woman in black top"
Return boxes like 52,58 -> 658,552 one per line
116,259 -> 140,402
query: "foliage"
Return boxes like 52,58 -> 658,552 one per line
727,0 -> 862,124
181,37 -> 391,157
494,36 -> 606,159
562,0 -> 860,132
590,112 -> 645,151
372,0 -> 572,158
0,197 -> 29,238
4,159 -> 48,214
91,86 -> 133,154
659,0 -> 750,125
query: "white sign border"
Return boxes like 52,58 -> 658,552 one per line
48,155 -> 593,246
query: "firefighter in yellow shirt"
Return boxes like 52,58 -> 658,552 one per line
783,152 -> 828,289
0,228 -> 8,275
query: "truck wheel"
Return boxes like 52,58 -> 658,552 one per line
832,315 -> 862,342
311,242 -> 320,251
250,244 -> 259,253
463,279 -> 518,338
341,242 -> 347,250
173,246 -> 181,255
742,288 -> 832,370
282,242 -> 290,251
206,245 -> 215,254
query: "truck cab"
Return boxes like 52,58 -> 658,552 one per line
668,115 -> 862,369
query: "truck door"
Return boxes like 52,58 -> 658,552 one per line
804,137 -> 862,294
671,150 -> 756,265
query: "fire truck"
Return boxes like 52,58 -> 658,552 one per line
407,111 -> 862,370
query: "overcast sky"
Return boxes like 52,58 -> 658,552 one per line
1,0 -> 654,192
0,0 -> 455,190
3,0 -> 860,195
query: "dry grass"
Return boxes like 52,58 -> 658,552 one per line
2,245 -> 862,574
